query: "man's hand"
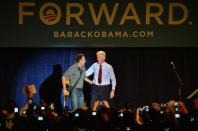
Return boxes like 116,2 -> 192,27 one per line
110,90 -> 115,99
89,81 -> 93,85
136,108 -> 143,125
103,101 -> 110,108
63,89 -> 69,96
92,101 -> 100,111
179,101 -> 188,114
167,100 -> 175,113
84,77 -> 93,85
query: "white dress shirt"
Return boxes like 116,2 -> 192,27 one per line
85,62 -> 116,90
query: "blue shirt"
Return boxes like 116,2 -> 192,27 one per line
85,62 -> 116,90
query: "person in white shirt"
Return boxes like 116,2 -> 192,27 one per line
86,51 -> 116,108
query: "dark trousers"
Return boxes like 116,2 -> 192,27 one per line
90,84 -> 111,108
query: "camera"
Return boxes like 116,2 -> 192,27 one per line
118,112 -> 124,117
163,127 -> 170,131
160,110 -> 164,114
33,105 -> 37,110
174,102 -> 180,113
75,113 -> 79,117
28,99 -> 33,104
175,113 -> 180,119
125,126 -> 131,131
190,116 -> 195,122
99,101 -> 104,105
38,116 -> 44,121
143,106 -> 149,112
174,102 -> 179,107
161,103 -> 167,108
41,106 -> 45,111
49,103 -> 55,110
92,111 -> 97,116
22,110 -> 26,115
14,107 -> 19,113
175,107 -> 179,112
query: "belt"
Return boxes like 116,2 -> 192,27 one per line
93,84 -> 110,87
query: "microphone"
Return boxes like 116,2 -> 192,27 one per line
170,61 -> 175,69
170,61 -> 183,100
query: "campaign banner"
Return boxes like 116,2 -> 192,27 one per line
0,0 -> 197,47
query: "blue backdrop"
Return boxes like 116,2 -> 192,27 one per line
10,48 -> 94,108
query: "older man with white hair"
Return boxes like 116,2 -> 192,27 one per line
86,51 -> 116,108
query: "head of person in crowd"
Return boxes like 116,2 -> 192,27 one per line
1,100 -> 17,116
99,107 -> 112,123
96,51 -> 106,64
151,102 -> 161,112
125,101 -> 136,113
